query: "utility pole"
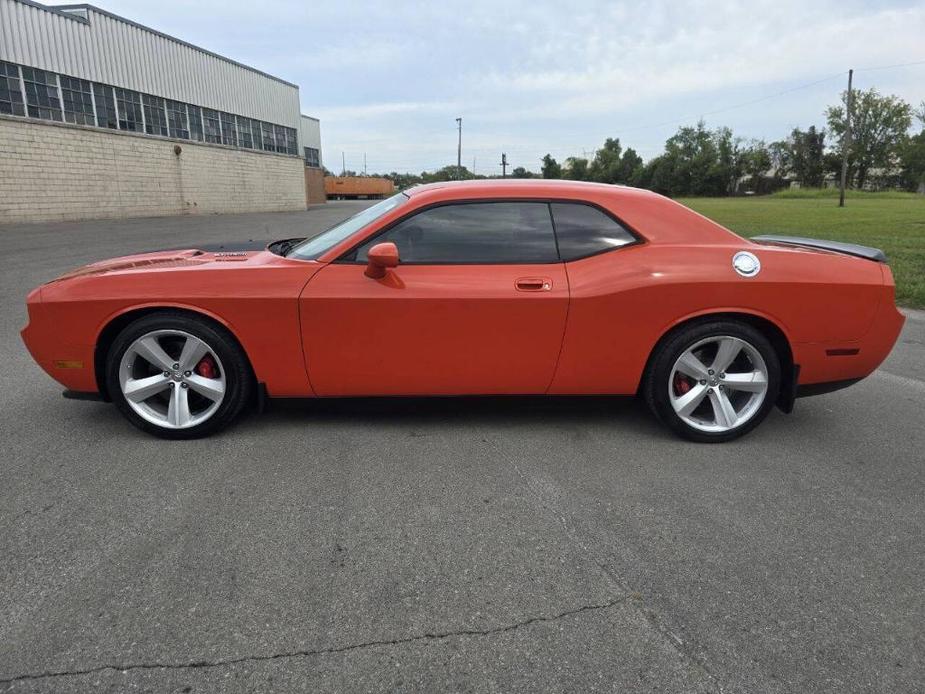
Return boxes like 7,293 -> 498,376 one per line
363,152 -> 367,176
341,151 -> 346,177
456,117 -> 462,178
838,69 -> 853,208
500,152 -> 508,178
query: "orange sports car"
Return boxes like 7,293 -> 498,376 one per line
21,180 -> 904,441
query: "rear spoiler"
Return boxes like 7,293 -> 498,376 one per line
751,235 -> 887,263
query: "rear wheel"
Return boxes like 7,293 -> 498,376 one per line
644,320 -> 780,442
106,313 -> 252,439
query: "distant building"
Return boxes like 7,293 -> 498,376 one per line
0,0 -> 324,223
301,114 -> 325,204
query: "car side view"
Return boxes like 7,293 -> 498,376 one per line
21,180 -> 905,441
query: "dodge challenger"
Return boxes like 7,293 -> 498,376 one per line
21,180 -> 905,441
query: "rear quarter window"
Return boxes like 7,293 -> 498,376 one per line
551,203 -> 637,261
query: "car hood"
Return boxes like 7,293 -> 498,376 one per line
49,241 -> 277,282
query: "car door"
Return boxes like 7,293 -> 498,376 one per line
300,201 -> 569,396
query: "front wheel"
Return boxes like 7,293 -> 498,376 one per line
106,312 -> 253,439
644,321 -> 780,443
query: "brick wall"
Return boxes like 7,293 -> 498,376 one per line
0,116 -> 307,224
304,166 -> 326,205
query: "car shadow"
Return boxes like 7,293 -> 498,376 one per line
256,394 -> 656,429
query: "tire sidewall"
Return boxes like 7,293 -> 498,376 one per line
646,320 -> 781,443
106,312 -> 252,439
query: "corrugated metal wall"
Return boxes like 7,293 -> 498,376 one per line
300,114 -> 322,166
0,0 -> 301,129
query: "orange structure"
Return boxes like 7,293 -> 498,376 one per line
324,176 -> 395,199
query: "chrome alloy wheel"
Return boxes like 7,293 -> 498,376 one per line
118,329 -> 226,430
668,335 -> 769,433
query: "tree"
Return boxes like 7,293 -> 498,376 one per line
420,165 -> 474,183
767,140 -> 792,182
589,138 -> 623,183
791,126 -> 826,187
826,88 -> 912,189
587,138 -> 645,185
619,148 -> 644,185
562,157 -> 590,181
900,104 -> 925,193
900,133 -> 925,192
541,154 -> 562,179
770,127 -> 826,187
740,140 -> 772,193
511,166 -> 534,178
654,121 -> 725,195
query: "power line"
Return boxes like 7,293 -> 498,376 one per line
856,58 -> 925,72
613,71 -> 848,135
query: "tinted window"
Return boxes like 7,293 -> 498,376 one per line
551,203 -> 636,260
356,202 -> 558,264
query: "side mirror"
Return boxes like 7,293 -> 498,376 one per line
364,242 -> 399,279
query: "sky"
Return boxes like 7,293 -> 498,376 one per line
52,0 -> 925,175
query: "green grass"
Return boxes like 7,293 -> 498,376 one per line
678,193 -> 925,308
769,188 -> 921,200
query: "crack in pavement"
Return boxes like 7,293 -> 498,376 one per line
0,596 -> 629,686
505,460 -> 720,687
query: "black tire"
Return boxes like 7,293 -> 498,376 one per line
643,320 -> 781,443
106,311 -> 253,439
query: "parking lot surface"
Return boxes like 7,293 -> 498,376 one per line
1,203 -> 922,692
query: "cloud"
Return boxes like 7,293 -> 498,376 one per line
84,0 -> 925,173
314,100 -> 459,122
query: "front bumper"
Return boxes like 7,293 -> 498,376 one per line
21,289 -> 99,394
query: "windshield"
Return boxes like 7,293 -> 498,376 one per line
286,193 -> 409,260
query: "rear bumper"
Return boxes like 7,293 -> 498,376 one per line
792,294 -> 905,388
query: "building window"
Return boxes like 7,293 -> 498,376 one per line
59,76 -> 94,125
236,115 -> 253,148
3,60 -> 301,157
220,111 -> 237,146
187,105 -> 203,141
165,100 -> 189,139
92,83 -> 118,129
260,121 -> 275,151
273,124 -> 288,154
304,147 -> 320,168
250,120 -> 263,151
0,61 -> 25,116
202,108 -> 222,144
22,67 -> 62,121
142,94 -> 168,136
115,88 -> 142,131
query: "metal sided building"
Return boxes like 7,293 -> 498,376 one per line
0,0 -> 325,223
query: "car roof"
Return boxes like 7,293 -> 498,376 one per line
403,178 -> 655,199
395,179 -> 741,247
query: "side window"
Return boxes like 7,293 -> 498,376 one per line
356,202 -> 558,264
551,203 -> 636,260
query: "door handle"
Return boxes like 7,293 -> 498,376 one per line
515,277 -> 552,292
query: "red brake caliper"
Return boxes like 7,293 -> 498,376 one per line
195,355 -> 217,379
673,372 -> 692,395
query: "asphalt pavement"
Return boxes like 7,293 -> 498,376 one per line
0,203 -> 922,692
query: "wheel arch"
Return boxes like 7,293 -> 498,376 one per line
641,310 -> 796,412
93,304 -> 254,401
